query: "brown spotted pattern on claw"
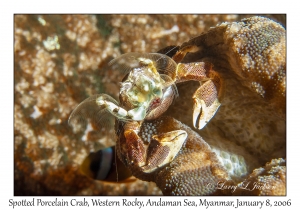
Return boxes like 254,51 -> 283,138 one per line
117,116 -> 231,195
159,46 -> 224,130
116,119 -> 187,176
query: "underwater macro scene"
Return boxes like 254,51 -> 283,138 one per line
14,14 -> 286,196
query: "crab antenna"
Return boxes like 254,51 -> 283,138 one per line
155,45 -> 179,63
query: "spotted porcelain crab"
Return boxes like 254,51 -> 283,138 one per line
69,46 -> 223,174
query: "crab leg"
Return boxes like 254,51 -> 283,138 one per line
119,121 -> 187,174
142,130 -> 187,173
193,80 -> 221,129
175,62 -> 222,129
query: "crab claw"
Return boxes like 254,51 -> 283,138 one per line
193,98 -> 220,129
142,130 -> 187,173
193,80 -> 221,130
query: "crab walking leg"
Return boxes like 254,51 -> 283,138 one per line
120,121 -> 187,174
176,62 -> 223,129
